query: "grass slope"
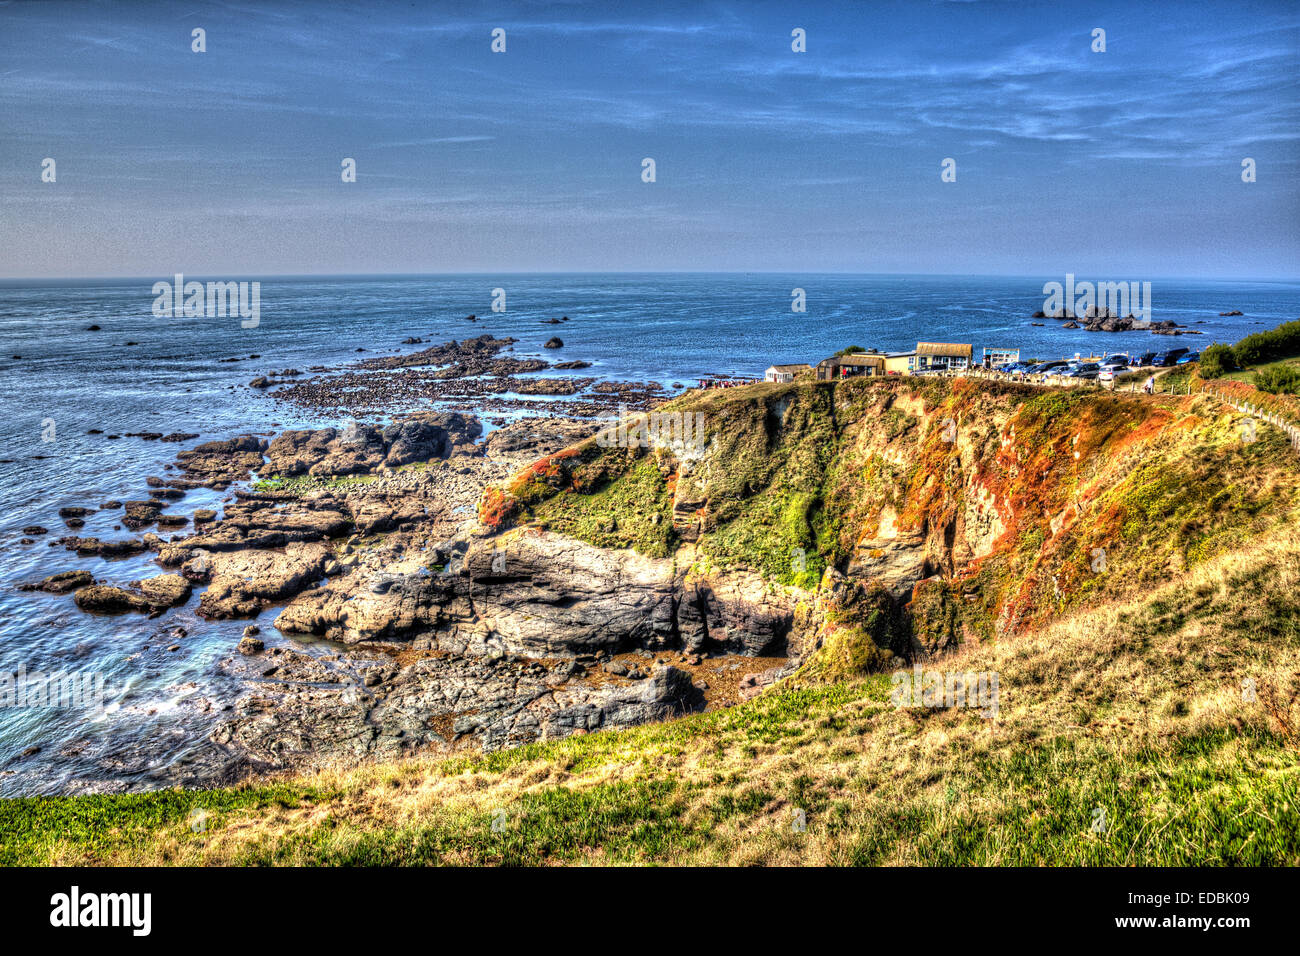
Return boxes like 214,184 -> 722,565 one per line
3,532 -> 1298,866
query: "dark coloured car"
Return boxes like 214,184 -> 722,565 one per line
1153,347 -> 1190,367
1135,351 -> 1157,367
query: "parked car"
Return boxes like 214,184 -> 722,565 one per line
1152,347 -> 1190,367
1100,355 -> 1130,370
1099,367 -> 1121,384
1135,351 -> 1157,367
1065,363 -> 1101,379
1175,351 -> 1200,365
1030,360 -> 1069,375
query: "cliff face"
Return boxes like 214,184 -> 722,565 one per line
275,530 -> 796,660
490,376 -> 1300,677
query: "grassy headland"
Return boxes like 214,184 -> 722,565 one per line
5,375 -> 1299,865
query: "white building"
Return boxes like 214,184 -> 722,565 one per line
764,363 -> 811,383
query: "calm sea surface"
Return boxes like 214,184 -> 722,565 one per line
1,273 -> 1297,794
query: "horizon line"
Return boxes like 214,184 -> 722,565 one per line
2,270 -> 1298,285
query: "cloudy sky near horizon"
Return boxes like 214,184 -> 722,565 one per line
1,0 -> 1297,279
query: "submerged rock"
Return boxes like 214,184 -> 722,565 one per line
18,570 -> 93,594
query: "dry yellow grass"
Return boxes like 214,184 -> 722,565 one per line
10,527 -> 1293,866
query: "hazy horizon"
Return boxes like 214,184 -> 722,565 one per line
3,270 -> 1300,285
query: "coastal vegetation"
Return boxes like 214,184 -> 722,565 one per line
1198,319 -> 1300,393
4,523 -> 1297,865
1232,319 -> 1300,368
7,371 -> 1300,866
252,473 -> 379,494
496,374 -> 1299,645
1256,364 -> 1300,395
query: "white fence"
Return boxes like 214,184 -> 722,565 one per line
1200,384 -> 1300,454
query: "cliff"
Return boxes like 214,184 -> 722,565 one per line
486,375 -> 1300,679
7,375 -> 1299,865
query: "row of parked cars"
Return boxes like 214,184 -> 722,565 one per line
995,348 -> 1199,383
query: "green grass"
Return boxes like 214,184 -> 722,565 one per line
1222,353 -> 1300,386
252,473 -> 378,494
846,728 -> 1300,866
0,781 -> 330,866
529,456 -> 675,557
231,778 -> 703,866
3,639 -> 1297,865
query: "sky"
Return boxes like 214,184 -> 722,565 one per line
0,0 -> 1297,279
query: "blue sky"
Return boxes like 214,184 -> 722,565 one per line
1,0 -> 1297,278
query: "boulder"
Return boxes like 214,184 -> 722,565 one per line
238,635 -> 265,655
198,542 -> 331,619
382,420 -> 447,467
74,585 -> 152,614
18,570 -> 93,594
133,573 -> 193,608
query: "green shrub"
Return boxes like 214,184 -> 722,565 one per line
1255,364 -> 1300,395
1198,343 -> 1237,378
1232,319 -> 1300,367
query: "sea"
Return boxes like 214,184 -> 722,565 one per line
1,272 -> 1297,795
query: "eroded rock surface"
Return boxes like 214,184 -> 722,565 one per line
275,531 -> 800,660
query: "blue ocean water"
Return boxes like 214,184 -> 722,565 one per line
0,272 -> 1297,794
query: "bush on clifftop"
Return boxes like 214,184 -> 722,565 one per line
1256,364 -> 1300,395
1198,343 -> 1237,378
1233,319 -> 1300,367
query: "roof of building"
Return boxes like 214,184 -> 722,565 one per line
885,350 -> 917,358
835,353 -> 886,366
917,342 -> 974,357
767,363 -> 812,372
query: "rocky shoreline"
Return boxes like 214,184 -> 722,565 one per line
11,335 -> 794,792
